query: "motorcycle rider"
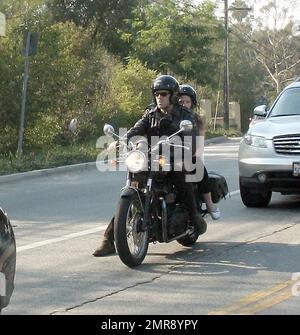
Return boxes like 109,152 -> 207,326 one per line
93,75 -> 207,257
178,84 -> 221,220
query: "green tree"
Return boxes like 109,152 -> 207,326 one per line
102,58 -> 157,128
121,0 -> 223,86
228,21 -> 265,131
0,2 -> 121,153
47,0 -> 149,57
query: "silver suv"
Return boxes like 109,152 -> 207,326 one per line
239,78 -> 300,207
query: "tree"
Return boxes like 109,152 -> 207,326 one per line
231,0 -> 252,23
252,24 -> 300,95
47,0 -> 149,57
228,21 -> 265,131
101,58 -> 157,128
231,0 -> 300,96
0,2 -> 121,153
120,0 -> 223,87
226,0 -> 300,131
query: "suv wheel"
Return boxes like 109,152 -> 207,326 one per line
239,179 -> 272,207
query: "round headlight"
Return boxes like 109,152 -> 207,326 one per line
125,150 -> 147,173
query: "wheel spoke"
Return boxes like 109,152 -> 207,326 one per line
125,200 -> 147,256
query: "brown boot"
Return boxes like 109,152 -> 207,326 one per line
93,238 -> 116,257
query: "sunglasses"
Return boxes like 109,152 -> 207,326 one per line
154,91 -> 170,97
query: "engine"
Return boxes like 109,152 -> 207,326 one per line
167,206 -> 189,237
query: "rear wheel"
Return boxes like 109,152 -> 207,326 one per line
177,226 -> 200,246
240,179 -> 272,207
114,194 -> 148,267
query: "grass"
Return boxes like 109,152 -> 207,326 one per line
0,143 -> 99,176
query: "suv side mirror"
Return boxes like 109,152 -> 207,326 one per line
253,105 -> 267,117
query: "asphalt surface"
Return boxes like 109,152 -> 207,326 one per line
1,137 -> 300,315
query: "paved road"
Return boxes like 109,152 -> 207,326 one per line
1,138 -> 300,315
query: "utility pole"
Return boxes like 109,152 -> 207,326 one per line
223,2 -> 252,130
17,32 -> 31,161
223,0 -> 230,130
17,32 -> 39,161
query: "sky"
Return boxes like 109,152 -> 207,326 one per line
194,0 -> 300,27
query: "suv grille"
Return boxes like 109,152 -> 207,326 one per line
273,134 -> 300,155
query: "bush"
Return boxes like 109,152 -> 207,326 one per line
24,115 -> 63,150
103,58 -> 157,128
205,122 -> 242,139
0,127 -> 19,153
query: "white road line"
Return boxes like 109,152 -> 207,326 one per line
17,226 -> 106,253
16,189 -> 241,253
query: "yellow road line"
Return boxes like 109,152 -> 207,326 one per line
235,287 -> 293,315
208,280 -> 294,315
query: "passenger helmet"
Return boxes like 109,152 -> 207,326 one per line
179,84 -> 198,108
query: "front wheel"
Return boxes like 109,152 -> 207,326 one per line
114,194 -> 148,267
239,179 -> 272,207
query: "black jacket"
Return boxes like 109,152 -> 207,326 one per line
126,104 -> 199,155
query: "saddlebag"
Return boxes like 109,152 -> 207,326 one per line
208,172 -> 229,203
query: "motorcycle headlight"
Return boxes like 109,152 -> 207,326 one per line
244,134 -> 267,148
125,150 -> 147,173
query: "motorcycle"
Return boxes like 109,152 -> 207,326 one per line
103,121 -> 228,267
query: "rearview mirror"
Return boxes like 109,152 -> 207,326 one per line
180,120 -> 193,132
103,124 -> 115,137
253,105 -> 267,117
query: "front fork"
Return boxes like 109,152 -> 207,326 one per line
124,171 -> 152,233
141,172 -> 154,232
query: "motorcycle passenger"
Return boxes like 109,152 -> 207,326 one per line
178,84 -> 221,220
93,75 -> 207,257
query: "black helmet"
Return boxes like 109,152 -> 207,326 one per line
179,84 -> 197,108
152,75 -> 179,104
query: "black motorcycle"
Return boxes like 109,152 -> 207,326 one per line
103,121 -> 228,267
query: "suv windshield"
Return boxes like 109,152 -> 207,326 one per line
270,87 -> 300,117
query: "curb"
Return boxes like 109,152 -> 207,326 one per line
0,162 -> 96,184
204,135 -> 228,145
0,136 -> 229,184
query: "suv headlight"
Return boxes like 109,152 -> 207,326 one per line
244,134 -> 267,148
125,150 -> 147,173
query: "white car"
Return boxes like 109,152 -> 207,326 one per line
239,78 -> 300,207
